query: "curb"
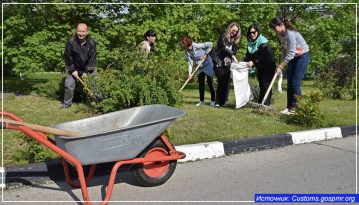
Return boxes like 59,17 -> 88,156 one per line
4,124 -> 357,188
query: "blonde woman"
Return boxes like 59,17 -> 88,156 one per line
213,22 -> 241,107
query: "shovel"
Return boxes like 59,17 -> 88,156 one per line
2,119 -> 80,137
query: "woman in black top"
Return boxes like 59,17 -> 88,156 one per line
244,24 -> 276,105
213,22 -> 241,107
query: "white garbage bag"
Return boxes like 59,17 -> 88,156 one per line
230,62 -> 253,109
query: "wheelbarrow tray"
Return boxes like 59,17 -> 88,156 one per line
54,104 -> 185,165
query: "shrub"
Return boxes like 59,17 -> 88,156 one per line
88,51 -> 183,113
315,57 -> 355,99
18,134 -> 53,163
286,91 -> 324,127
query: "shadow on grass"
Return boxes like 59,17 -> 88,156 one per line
3,77 -> 48,95
3,75 -> 94,105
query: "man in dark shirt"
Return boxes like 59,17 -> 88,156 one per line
62,23 -> 96,108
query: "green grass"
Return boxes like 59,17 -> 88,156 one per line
1,76 -> 356,166
168,80 -> 356,145
3,72 -> 63,95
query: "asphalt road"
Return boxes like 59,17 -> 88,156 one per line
2,136 -> 356,204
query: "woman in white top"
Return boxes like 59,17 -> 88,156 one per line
269,17 -> 310,115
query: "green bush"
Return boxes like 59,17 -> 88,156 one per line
315,57 -> 355,99
17,134 -> 53,163
90,51 -> 183,113
286,91 -> 324,128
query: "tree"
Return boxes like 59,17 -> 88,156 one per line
3,3 -> 356,84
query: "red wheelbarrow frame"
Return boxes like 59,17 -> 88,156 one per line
1,112 -> 186,205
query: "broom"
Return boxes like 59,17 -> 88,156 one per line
247,72 -> 278,111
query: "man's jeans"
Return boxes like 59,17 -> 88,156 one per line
286,52 -> 310,109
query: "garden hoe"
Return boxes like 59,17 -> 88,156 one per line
247,72 -> 278,112
179,57 -> 206,92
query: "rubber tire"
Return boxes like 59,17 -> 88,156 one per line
131,138 -> 177,187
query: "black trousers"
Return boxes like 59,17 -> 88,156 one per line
214,65 -> 231,106
257,67 -> 275,105
198,72 -> 215,102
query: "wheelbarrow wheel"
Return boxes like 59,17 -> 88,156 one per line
131,138 -> 177,187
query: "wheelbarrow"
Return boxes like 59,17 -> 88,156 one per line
1,104 -> 186,205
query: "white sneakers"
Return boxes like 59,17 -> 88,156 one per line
195,101 -> 205,106
195,101 -> 216,106
280,108 -> 295,115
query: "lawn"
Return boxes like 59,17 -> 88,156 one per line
1,75 -> 356,166
169,80 -> 356,145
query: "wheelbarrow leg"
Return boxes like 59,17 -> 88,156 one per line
62,159 -> 97,187
160,133 -> 177,154
101,161 -> 124,205
62,161 -> 95,204
77,166 -> 91,205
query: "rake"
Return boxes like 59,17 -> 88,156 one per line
179,57 -> 206,92
247,72 -> 278,111
75,75 -> 103,102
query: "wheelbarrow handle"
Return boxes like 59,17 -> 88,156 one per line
2,119 -> 80,137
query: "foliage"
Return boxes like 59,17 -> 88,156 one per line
90,51 -> 183,112
315,57 -> 355,99
276,4 -> 356,79
5,3 -> 355,78
17,135 -> 53,163
286,91 -> 324,127
3,3 -> 120,75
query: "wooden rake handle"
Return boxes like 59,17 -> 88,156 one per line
2,119 -> 80,137
179,57 -> 206,92
74,75 -> 97,99
261,72 -> 278,105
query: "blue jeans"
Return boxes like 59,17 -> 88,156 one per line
286,52 -> 310,109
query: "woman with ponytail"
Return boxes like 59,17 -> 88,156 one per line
269,17 -> 310,115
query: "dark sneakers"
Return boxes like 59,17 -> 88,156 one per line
61,104 -> 71,109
